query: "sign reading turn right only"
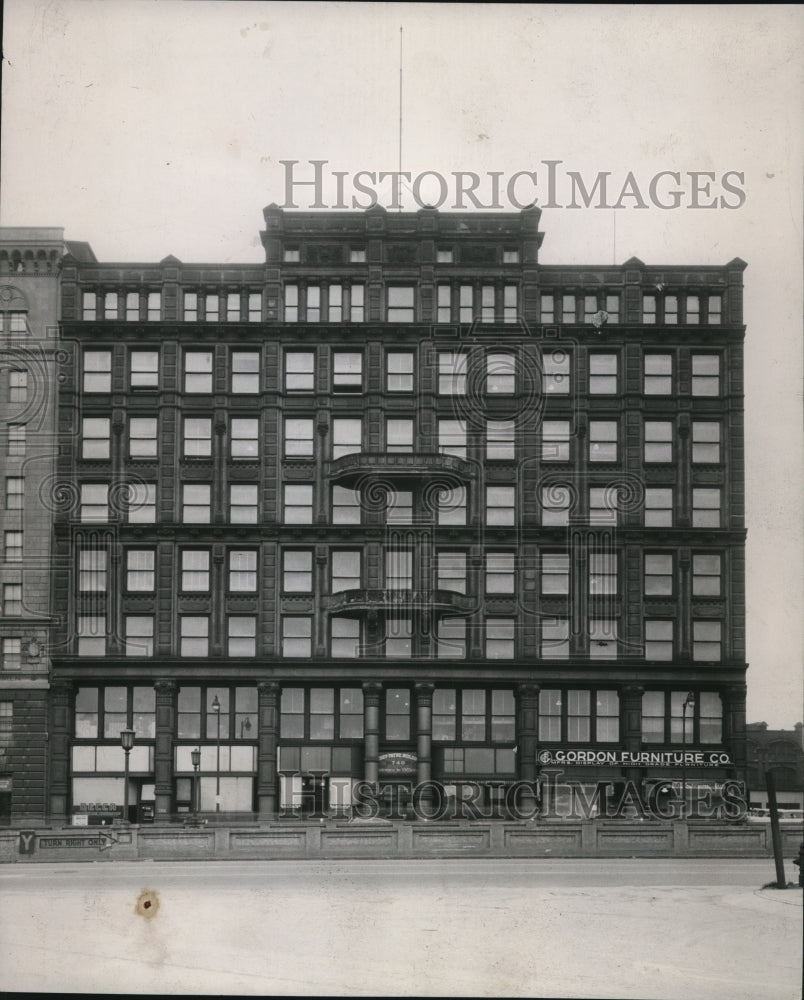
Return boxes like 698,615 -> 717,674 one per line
18,831 -> 118,854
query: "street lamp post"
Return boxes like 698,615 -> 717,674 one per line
681,692 -> 695,820
191,746 -> 201,820
212,695 -> 221,813
120,729 -> 136,824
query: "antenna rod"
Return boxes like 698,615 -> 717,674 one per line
398,26 -> 403,211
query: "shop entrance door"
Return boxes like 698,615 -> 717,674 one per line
301,774 -> 328,816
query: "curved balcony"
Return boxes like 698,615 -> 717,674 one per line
327,588 -> 476,615
328,452 -> 474,486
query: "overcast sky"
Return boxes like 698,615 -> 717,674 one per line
1,1 -> 801,726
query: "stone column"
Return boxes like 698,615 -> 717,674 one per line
517,683 -> 539,815
723,684 -> 747,782
415,683 -> 434,813
257,681 -> 280,819
48,679 -> 74,821
620,684 -> 645,785
153,679 -> 177,822
362,682 -> 382,789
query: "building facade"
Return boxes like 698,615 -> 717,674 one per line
45,205 -> 747,825
746,722 -> 804,810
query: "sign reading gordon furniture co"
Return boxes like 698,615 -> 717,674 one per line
538,750 -> 733,767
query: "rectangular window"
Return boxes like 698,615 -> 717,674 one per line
541,553 -> 569,595
388,489 -> 413,524
605,294 -> 620,322
386,351 -> 414,392
230,484 -> 258,524
231,351 -> 259,393
641,692 -> 665,743
147,291 -> 161,321
9,370 -> 28,402
670,692 -> 694,743
229,550 -> 257,592
332,486 -> 360,525
331,618 -> 360,658
589,619 -> 617,658
438,352 -> 467,395
693,554 -> 722,596
126,550 -> 154,591
83,350 -> 111,392
80,483 -> 107,522
596,690 -> 619,742
542,350 -> 570,394
589,354 -> 617,394
540,293 -> 554,324
103,292 -> 118,319
182,484 -> 211,523
81,291 -> 97,320
385,688 -> 411,739
78,615 -> 105,656
692,488 -> 721,528
385,549 -> 412,590
437,248 -> 453,264
692,422 -> 721,463
385,619 -> 412,658
437,618 -> 466,659
125,616 -> 154,657
644,354 -> 672,394
481,285 -> 495,323
284,418 -> 314,457
228,617 -> 256,657
248,292 -> 262,322
332,418 -> 362,459
7,425 -> 25,457
306,286 -> 321,322
437,486 -> 466,525
541,619 -> 569,659
333,352 -> 362,392
432,689 -> 456,741
567,690 -> 591,742
79,548 -> 107,591
700,692 -> 723,744
582,295 -> 597,324
386,418 -> 413,453
589,421 -> 617,462
503,285 -> 518,323
350,284 -> 364,322
284,284 -> 299,322
644,421 -> 673,463
285,351 -> 315,392
125,292 -> 140,321
283,484 -> 313,524
437,284 -> 451,323
692,354 -> 720,396
282,617 -> 311,657
183,417 -> 212,458
487,352 -> 515,394
541,420 -> 570,462
121,483 -> 152,524
541,485 -> 571,526
350,247 -> 366,263
645,620 -> 673,660
2,584 -> 22,616
129,417 -> 157,458
328,283 -> 342,322
645,554 -> 673,596
486,619 -> 515,659
331,550 -> 360,592
2,637 -> 22,671
231,418 -> 259,460
181,550 -> 210,591
486,420 -> 515,460
486,486 -> 515,525
486,552 -> 515,594
461,689 -> 486,740
183,292 -> 198,321
539,689 -> 562,740
184,351 -> 213,393
130,350 -> 159,388
562,294 -> 576,324
437,551 -> 466,594
283,550 -> 313,593
4,530 -> 22,562
438,419 -> 467,459
644,488 -> 673,527
693,621 -> 722,661
180,616 -> 209,657
589,487 -> 619,525
226,292 -> 241,322
459,284 -> 473,323
283,247 -> 300,263
387,286 -> 415,322
708,295 -> 722,325
642,294 -> 656,324
589,553 -> 617,596
82,417 -> 110,460
686,295 -> 700,325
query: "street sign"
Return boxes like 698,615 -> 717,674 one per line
18,831 -> 118,854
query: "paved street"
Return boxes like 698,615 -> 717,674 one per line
1,859 -> 801,998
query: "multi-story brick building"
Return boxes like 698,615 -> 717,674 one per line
46,204 -> 748,825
